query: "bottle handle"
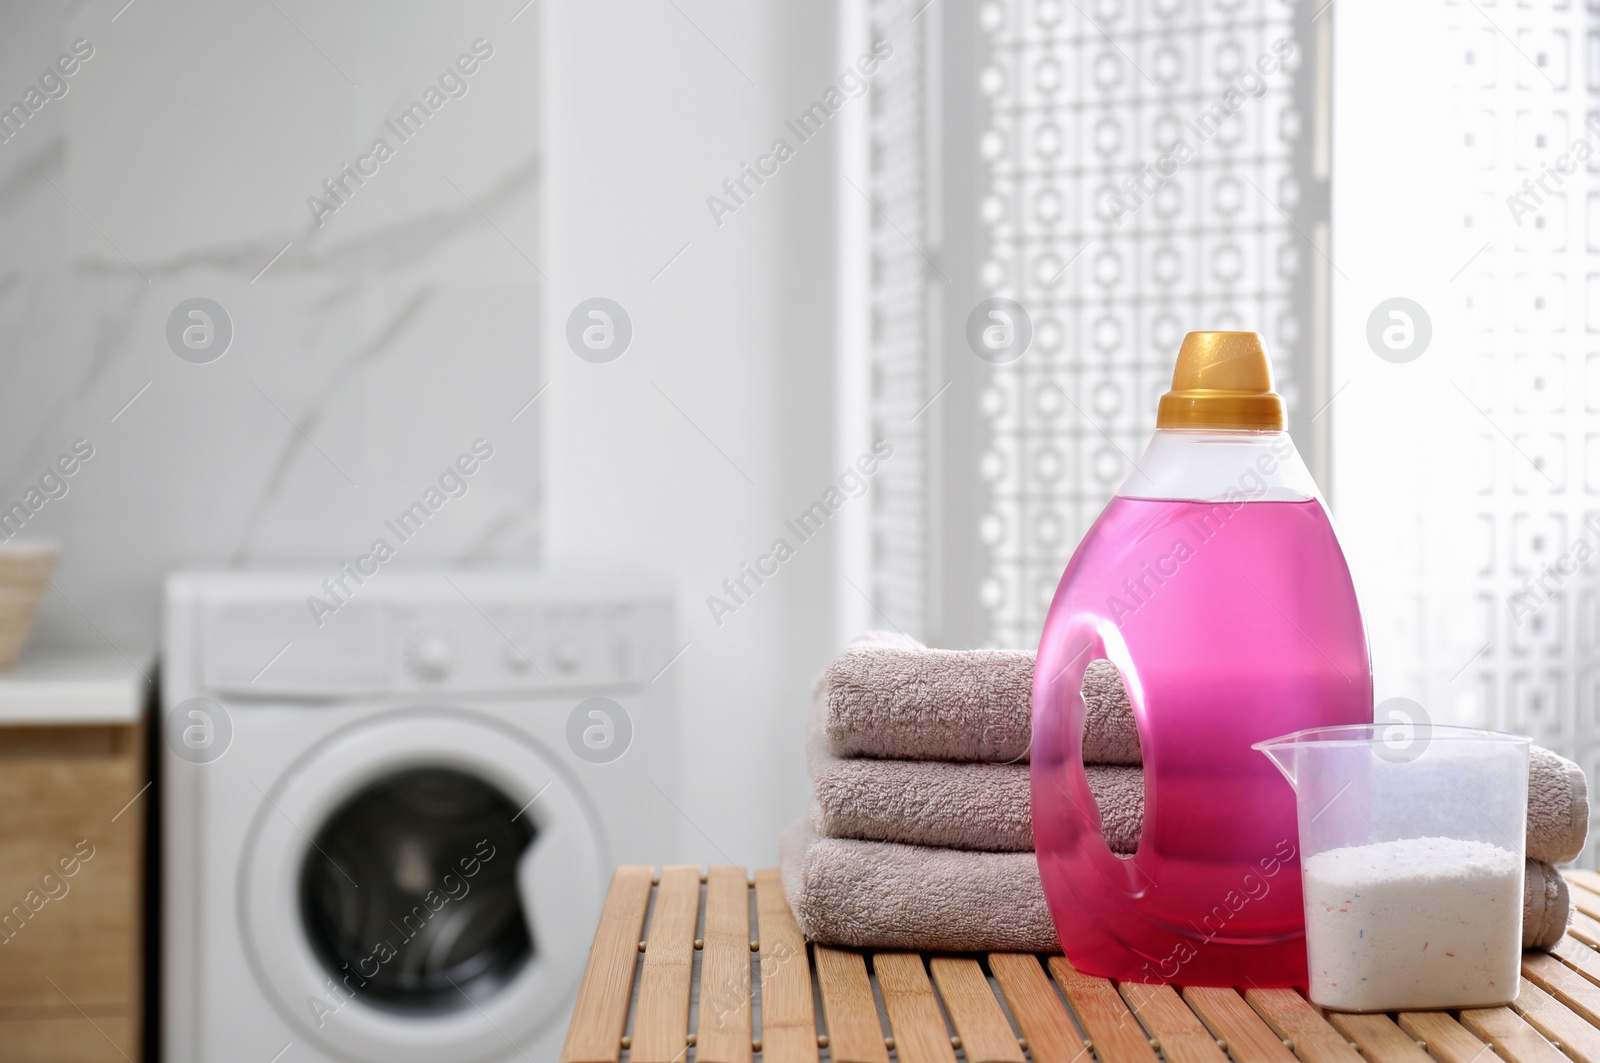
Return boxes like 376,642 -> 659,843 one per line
1033,613 -> 1151,896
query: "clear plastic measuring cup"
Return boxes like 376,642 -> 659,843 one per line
1255,724 -> 1531,1012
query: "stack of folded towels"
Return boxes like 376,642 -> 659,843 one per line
781,633 -> 1591,952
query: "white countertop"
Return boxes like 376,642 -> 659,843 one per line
0,645 -> 152,725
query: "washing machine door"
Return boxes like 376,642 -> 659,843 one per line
238,709 -> 607,1063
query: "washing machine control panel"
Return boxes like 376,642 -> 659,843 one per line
194,576 -> 673,697
389,602 -> 648,691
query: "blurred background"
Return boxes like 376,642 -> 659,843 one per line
0,0 -> 1593,1057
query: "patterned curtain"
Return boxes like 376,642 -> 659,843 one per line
867,0 -> 1329,648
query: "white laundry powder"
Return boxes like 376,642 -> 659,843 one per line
1302,836 -> 1522,1011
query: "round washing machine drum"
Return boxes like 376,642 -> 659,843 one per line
300,765 -> 536,1013
238,710 -> 607,1063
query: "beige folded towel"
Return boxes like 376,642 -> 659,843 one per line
823,636 -> 1590,866
822,643 -> 1137,765
1525,859 -> 1574,949
780,820 -> 1058,952
780,821 -> 1571,953
812,737 -> 1585,868
1531,745 -> 1590,865
810,735 -> 1143,853
820,639 -> 1035,763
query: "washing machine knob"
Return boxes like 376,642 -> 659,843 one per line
503,641 -> 533,673
406,635 -> 454,682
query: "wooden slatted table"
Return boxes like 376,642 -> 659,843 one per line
561,867 -> 1600,1063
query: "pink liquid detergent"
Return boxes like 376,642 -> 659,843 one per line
1033,333 -> 1371,985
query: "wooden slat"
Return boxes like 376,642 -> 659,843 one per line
1566,913 -> 1600,952
1324,1013 -> 1431,1063
754,869 -> 818,1063
989,954 -> 1088,1063
1047,956 -> 1159,1063
1511,976 -> 1600,1063
1565,871 -> 1600,897
629,866 -> 700,1062
873,954 -> 956,1063
992,954 -> 1094,1063
1554,936 -> 1600,987
814,946 -> 888,1063
1121,982 -> 1230,1063
1396,1012 -> 1495,1063
1528,953 -> 1600,1025
1242,988 -> 1362,1063
1458,1005 -> 1570,1063
1566,883 -> 1600,925
696,867 -> 752,1063
1183,987 -> 1299,1063
929,957 -> 1025,1063
560,865 -> 654,1063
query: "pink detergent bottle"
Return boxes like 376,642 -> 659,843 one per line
1032,331 -> 1371,986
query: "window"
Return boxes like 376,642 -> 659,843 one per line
860,0 -> 1600,862
864,0 -> 1328,649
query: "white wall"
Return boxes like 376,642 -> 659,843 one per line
0,0 -> 846,867
3,0 -> 548,647
543,1 -> 844,866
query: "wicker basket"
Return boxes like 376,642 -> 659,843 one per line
0,540 -> 57,669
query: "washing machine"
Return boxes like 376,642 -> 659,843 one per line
161,568 -> 676,1063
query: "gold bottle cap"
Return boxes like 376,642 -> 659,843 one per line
1155,331 -> 1285,431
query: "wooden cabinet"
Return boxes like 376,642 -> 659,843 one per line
0,723 -> 145,1062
